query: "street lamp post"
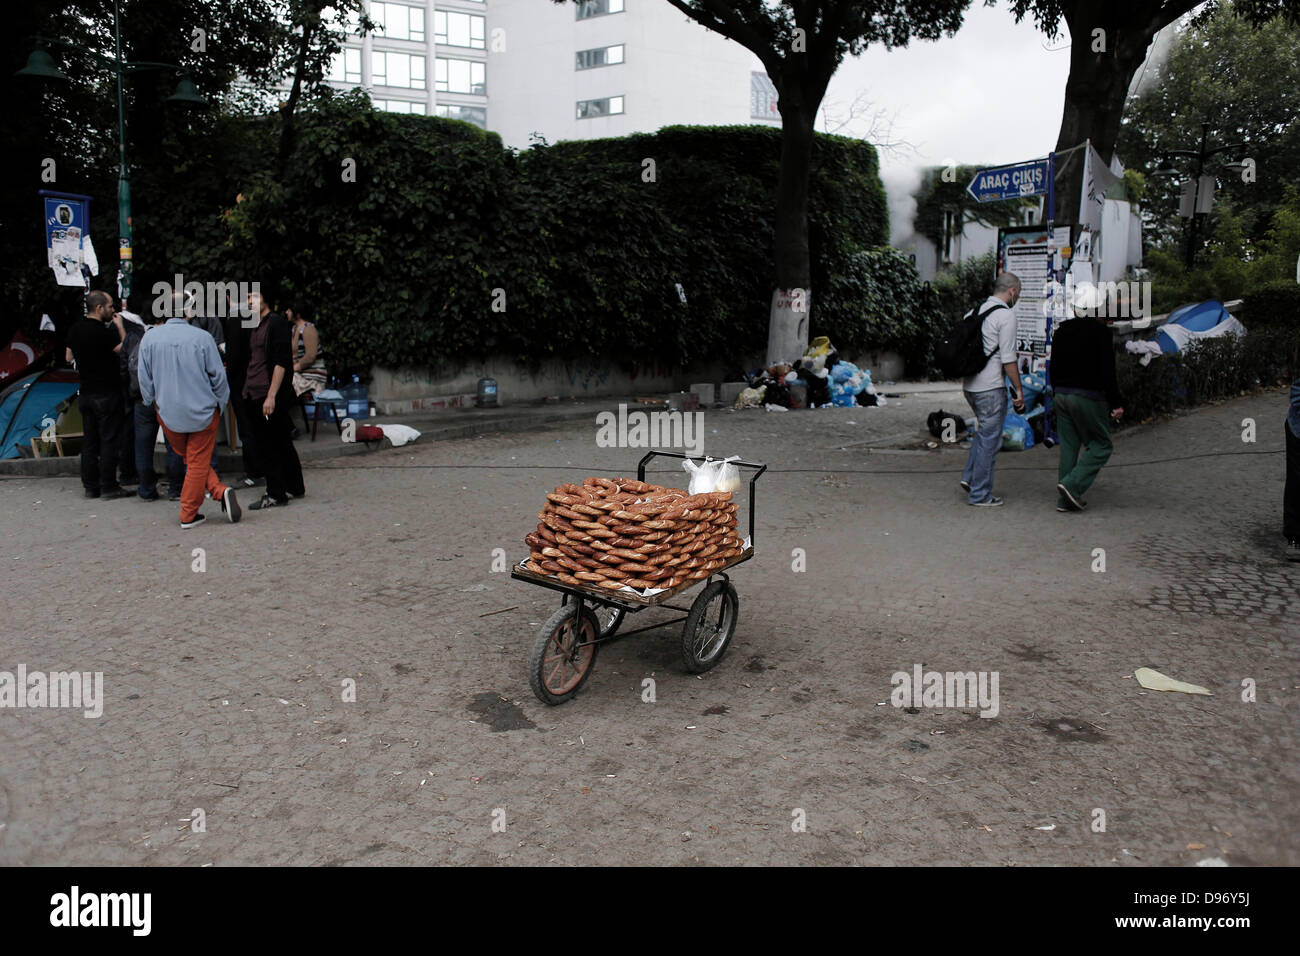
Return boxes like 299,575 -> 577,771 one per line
1155,121 -> 1246,269
17,0 -> 205,303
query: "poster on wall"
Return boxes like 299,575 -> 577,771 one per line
997,224 -> 1076,372
41,191 -> 98,288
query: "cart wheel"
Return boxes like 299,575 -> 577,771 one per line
592,604 -> 625,640
681,580 -> 739,674
530,604 -> 600,705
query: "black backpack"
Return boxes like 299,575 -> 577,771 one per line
935,301 -> 1009,379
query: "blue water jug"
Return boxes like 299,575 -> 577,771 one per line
343,375 -> 369,419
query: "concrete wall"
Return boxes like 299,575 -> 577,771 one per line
371,355 -> 737,411
370,347 -> 907,411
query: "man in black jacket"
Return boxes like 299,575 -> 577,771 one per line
224,293 -> 264,488
66,291 -> 130,499
241,288 -> 304,510
1049,312 -> 1124,512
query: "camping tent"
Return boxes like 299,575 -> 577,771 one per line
0,369 -> 80,459
1157,301 -> 1245,354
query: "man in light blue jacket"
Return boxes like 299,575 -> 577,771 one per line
138,312 -> 241,529
1286,379 -> 1300,560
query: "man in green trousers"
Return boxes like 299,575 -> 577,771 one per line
1048,311 -> 1124,512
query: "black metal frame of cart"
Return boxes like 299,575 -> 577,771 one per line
511,450 -> 766,705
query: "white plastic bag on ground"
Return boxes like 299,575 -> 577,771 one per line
375,424 -> 421,447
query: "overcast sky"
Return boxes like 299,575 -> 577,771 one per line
817,3 -> 1076,242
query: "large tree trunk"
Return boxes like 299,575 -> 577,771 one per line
767,87 -> 817,365
1053,2 -> 1190,222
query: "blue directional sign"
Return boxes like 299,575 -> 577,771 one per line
966,160 -> 1050,203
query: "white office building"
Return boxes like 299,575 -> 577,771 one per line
325,1 -> 779,146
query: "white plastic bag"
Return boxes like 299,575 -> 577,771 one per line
714,456 -> 741,494
682,457 -> 721,494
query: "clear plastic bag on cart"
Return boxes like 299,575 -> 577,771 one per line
714,456 -> 741,494
682,457 -> 721,494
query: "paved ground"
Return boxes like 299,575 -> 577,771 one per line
0,389 -> 1296,866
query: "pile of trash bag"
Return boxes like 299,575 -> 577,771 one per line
735,336 -> 884,411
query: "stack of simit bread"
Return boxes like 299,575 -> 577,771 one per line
523,477 -> 743,592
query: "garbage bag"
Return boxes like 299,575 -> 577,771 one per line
1001,410 -> 1035,451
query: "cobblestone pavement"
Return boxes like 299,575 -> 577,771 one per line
0,390 -> 1295,866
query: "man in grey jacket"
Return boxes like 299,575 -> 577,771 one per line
138,313 -> 241,529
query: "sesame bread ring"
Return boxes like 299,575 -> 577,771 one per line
541,546 -> 565,558
612,478 -> 654,494
612,510 -> 649,522
536,524 -> 557,542
634,542 -> 669,554
570,519 -> 605,531
622,578 -> 655,590
596,578 -> 629,591
524,532 -> 542,550
556,571 -> 582,586
608,547 -> 645,561
697,544 -> 720,558
642,567 -> 671,581
574,570 -> 609,583
595,551 -> 624,565
687,568 -> 710,580
617,562 -> 657,575
559,538 -> 597,557
546,493 -> 580,506
569,502 -> 604,517
647,551 -> 678,566
588,539 -> 614,552
556,556 -> 585,573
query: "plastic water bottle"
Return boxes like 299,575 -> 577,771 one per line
343,375 -> 368,419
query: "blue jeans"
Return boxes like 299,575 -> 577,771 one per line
134,402 -> 184,498
962,387 -> 1007,503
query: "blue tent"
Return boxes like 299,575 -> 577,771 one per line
1157,301 -> 1233,353
0,369 -> 80,459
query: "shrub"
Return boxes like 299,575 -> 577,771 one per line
225,100 -> 893,377
1241,281 -> 1300,329
1116,326 -> 1300,423
816,247 -> 943,376
931,251 -> 997,321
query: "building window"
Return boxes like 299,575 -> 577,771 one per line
435,57 -> 486,95
328,47 -> 362,84
375,98 -> 427,115
576,0 -> 624,20
576,44 -> 625,70
435,104 -> 487,129
371,2 -> 425,42
750,71 -> 778,120
576,95 -> 624,119
434,11 -> 486,49
373,51 -> 427,90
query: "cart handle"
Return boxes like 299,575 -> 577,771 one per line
637,450 -> 767,548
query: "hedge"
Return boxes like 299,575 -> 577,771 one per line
222,92 -> 937,378
1241,281 -> 1300,329
1116,326 -> 1300,423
